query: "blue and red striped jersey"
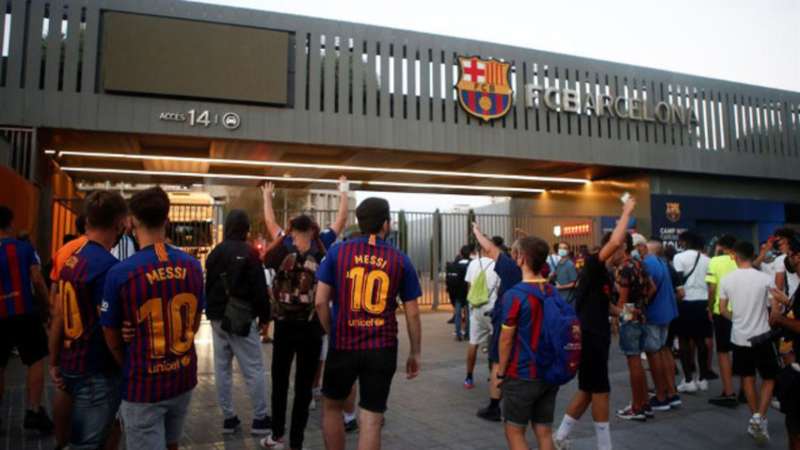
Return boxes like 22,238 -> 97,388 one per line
499,281 -> 546,381
57,240 -> 118,374
101,243 -> 205,403
0,237 -> 41,319
317,235 -> 421,351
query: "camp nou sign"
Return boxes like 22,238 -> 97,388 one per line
454,54 -> 698,127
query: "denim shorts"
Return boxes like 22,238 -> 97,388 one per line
619,321 -> 667,356
61,371 -> 121,450
120,390 -> 193,450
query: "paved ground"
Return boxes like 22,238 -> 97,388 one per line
1,311 -> 789,449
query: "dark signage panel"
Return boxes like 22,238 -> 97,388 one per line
101,12 -> 289,105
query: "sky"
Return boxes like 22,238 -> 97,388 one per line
192,1 -> 799,211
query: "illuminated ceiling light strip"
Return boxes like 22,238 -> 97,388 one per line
44,149 -> 56,155
53,150 -> 588,184
60,167 -> 545,194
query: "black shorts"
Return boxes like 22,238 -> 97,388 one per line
0,314 -> 48,367
578,333 -> 610,394
502,378 -> 558,426
675,301 -> 713,339
713,315 -> 733,353
322,347 -> 398,413
787,413 -> 800,437
732,342 -> 779,379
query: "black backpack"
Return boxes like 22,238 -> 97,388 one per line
446,259 -> 469,300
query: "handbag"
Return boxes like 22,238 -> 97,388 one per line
220,271 -> 254,337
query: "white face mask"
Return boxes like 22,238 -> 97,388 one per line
558,249 -> 568,258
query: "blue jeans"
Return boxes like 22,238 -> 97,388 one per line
620,320 -> 668,356
453,300 -> 469,338
62,371 -> 121,450
120,390 -> 192,450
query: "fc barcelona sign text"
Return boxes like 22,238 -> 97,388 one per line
456,54 -> 698,127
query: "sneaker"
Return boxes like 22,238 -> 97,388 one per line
476,405 -> 502,422
708,393 -> 738,408
643,404 -> 654,418
738,390 -> 748,404
463,377 -> 475,390
771,398 -> 781,411
447,316 -> 455,324
649,396 -> 671,412
252,416 -> 271,436
748,414 -> 770,445
222,416 -> 241,434
677,379 -> 698,394
696,379 -> 709,392
554,437 -> 572,450
344,418 -> 359,433
23,408 -> 53,434
668,394 -> 682,408
260,435 -> 285,449
616,405 -> 646,422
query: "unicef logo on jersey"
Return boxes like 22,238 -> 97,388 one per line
100,300 -> 110,312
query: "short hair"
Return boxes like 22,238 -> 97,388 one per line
518,236 -> 550,274
678,230 -> 704,250
733,241 -> 755,261
63,234 -> 77,245
83,191 -> 128,230
129,186 -> 170,229
717,234 -> 737,250
0,206 -> 12,230
289,215 -> 314,233
491,236 -> 505,248
356,197 -> 391,235
75,214 -> 86,235
459,244 -> 473,259
775,227 -> 797,240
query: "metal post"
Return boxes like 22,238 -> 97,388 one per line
432,209 -> 442,310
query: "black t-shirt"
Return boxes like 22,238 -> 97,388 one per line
574,253 -> 613,337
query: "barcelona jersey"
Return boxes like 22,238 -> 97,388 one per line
57,240 -> 118,374
0,238 -> 41,319
499,281 -> 546,381
317,235 -> 421,351
101,243 -> 204,403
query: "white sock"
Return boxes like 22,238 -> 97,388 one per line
343,411 -> 357,422
555,414 -> 578,441
595,422 -> 611,450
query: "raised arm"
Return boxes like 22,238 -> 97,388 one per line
472,222 -> 501,261
599,197 -> 636,263
261,182 -> 283,240
329,176 -> 350,236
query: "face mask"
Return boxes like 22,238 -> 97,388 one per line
558,249 -> 568,258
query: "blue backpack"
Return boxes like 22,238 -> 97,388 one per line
515,282 -> 582,386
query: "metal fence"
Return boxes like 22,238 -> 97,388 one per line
265,209 -> 599,308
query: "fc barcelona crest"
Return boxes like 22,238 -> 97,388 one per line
456,56 -> 513,121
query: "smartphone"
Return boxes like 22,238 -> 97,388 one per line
620,192 -> 631,204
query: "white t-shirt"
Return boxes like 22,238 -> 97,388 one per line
719,268 -> 773,347
673,249 -> 710,301
773,254 -> 800,298
465,256 -> 501,309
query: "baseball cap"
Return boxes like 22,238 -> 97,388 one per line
631,233 -> 647,247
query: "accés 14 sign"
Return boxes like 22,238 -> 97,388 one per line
158,109 -> 241,130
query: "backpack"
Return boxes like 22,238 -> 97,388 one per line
467,259 -> 494,308
446,259 -> 469,300
514,282 -> 582,386
267,236 -> 325,321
